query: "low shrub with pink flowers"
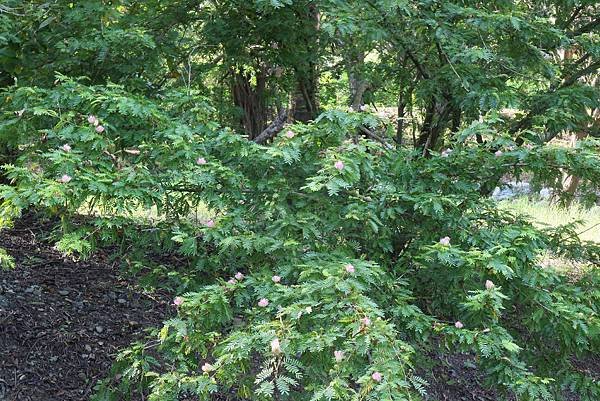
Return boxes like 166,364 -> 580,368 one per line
1,78 -> 600,401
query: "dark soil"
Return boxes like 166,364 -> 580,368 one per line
422,353 -> 504,401
0,216 -> 170,401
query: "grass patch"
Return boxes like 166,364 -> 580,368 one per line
501,197 -> 600,274
501,197 -> 600,243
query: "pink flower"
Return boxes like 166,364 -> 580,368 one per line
272,275 -> 281,283
372,371 -> 382,382
227,278 -> 236,285
455,321 -> 464,329
345,263 -> 355,274
495,150 -> 503,157
201,363 -> 214,373
196,157 -> 207,165
173,296 -> 184,306
285,130 -> 295,139
87,115 -> 98,126
361,317 -> 371,326
258,298 -> 269,308
204,219 -> 215,228
60,144 -> 71,152
271,338 -> 282,355
334,350 -> 344,362
58,174 -> 72,184
439,236 -> 451,246
95,125 -> 105,133
235,272 -> 244,281
441,148 -> 453,157
485,280 -> 495,290
334,160 -> 344,171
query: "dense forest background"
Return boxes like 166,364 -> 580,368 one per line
0,1 -> 599,401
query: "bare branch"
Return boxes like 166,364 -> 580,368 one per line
253,109 -> 289,144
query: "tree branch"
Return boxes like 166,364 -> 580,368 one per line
253,109 -> 289,144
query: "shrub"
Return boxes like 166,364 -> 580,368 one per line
2,78 -> 600,401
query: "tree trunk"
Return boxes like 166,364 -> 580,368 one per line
396,99 -> 405,146
292,4 -> 319,122
348,50 -> 369,111
232,68 -> 268,139
416,98 -> 451,154
560,49 -> 597,202
292,72 -> 318,122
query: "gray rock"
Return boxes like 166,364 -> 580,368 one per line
0,295 -> 9,309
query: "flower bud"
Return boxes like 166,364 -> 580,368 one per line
439,236 -> 451,246
372,371 -> 382,382
271,338 -> 282,355
441,148 -> 452,157
58,174 -> 72,184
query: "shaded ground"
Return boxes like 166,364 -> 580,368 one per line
422,353 -> 504,401
0,216 -> 170,401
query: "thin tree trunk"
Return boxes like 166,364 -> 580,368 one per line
396,99 -> 405,146
348,51 -> 368,111
292,4 -> 319,122
417,99 -> 451,153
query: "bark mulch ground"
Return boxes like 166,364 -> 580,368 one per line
0,216 -> 170,401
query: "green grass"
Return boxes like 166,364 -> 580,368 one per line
501,197 -> 600,243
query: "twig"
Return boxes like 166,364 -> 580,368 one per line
358,126 -> 393,149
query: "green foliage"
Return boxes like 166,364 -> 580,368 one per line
0,0 -> 599,400
0,247 -> 15,269
1,77 -> 600,400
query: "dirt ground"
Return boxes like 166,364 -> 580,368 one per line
0,216 -> 170,401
